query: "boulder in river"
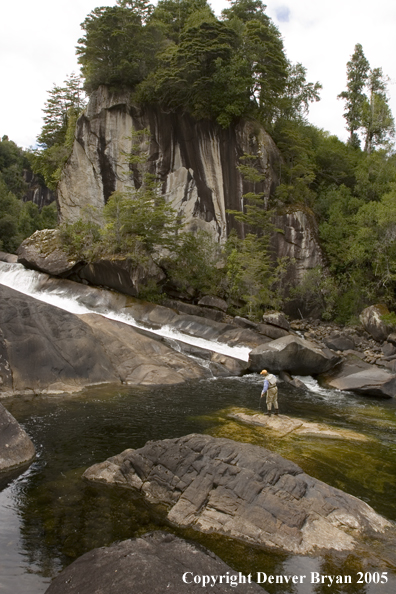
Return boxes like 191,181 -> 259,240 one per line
83,434 -> 390,555
0,403 -> 35,472
319,354 -> 396,398
249,335 -> 341,375
44,531 -> 264,594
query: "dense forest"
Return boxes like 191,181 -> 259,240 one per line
2,0 -> 395,323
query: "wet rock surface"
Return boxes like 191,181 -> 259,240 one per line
228,410 -> 370,441
44,531 -> 265,594
0,285 -> 207,396
0,403 -> 35,471
83,434 -> 390,555
319,354 -> 396,398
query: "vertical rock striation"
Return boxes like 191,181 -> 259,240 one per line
58,86 -> 280,242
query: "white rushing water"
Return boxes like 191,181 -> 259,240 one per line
0,261 -> 251,361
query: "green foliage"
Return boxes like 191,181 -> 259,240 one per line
30,74 -> 86,190
77,4 -> 161,93
76,0 -> 319,128
290,267 -> 338,320
165,230 -> 224,297
0,175 -> 57,253
225,232 -> 281,319
0,136 -> 57,253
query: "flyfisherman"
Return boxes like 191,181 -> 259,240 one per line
260,369 -> 279,416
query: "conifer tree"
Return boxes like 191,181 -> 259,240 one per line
338,43 -> 370,148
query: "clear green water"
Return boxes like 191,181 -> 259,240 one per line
1,375 -> 396,594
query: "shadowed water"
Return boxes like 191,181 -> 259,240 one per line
1,376 -> 396,594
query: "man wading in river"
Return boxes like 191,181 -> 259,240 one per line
260,369 -> 279,416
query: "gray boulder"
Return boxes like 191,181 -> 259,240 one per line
382,342 -> 396,357
17,229 -> 78,276
319,354 -> 396,398
77,257 -> 166,297
262,311 -> 290,331
162,299 -> 225,322
44,531 -> 264,594
0,251 -> 18,263
83,434 -> 390,555
197,295 -> 228,312
249,335 -> 341,375
0,403 -> 35,471
256,323 -> 290,340
387,333 -> 396,346
324,334 -> 356,351
359,305 -> 393,342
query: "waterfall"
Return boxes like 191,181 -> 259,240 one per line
0,261 -> 251,362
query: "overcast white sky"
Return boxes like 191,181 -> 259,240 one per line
1,0 -> 395,148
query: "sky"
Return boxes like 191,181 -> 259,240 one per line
1,0 -> 395,149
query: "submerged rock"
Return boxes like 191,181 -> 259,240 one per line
228,411 -> 369,441
44,531 -> 264,594
83,434 -> 390,555
249,335 -> 341,375
0,403 -> 35,472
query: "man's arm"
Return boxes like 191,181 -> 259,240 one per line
261,379 -> 269,395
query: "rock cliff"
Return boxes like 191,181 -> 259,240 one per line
57,87 -> 324,295
58,87 -> 280,242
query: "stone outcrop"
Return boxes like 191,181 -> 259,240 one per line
249,335 -> 341,375
270,210 -> 324,317
55,86 -> 324,298
83,434 -> 391,555
319,354 -> 396,398
17,230 -> 166,297
359,304 -> 393,342
58,86 -> 280,242
0,403 -> 35,471
0,285 -> 208,396
44,532 -> 264,594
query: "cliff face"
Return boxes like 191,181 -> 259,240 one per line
58,86 -> 280,241
57,87 -> 324,297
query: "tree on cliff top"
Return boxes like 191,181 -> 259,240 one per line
76,0 -> 320,128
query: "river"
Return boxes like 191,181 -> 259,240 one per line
1,376 -> 396,594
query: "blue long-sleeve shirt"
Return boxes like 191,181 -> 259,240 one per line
262,379 -> 269,393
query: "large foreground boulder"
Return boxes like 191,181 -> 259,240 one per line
0,285 -> 206,395
83,434 -> 390,555
0,403 -> 35,471
45,531 -> 264,594
249,335 -> 341,375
